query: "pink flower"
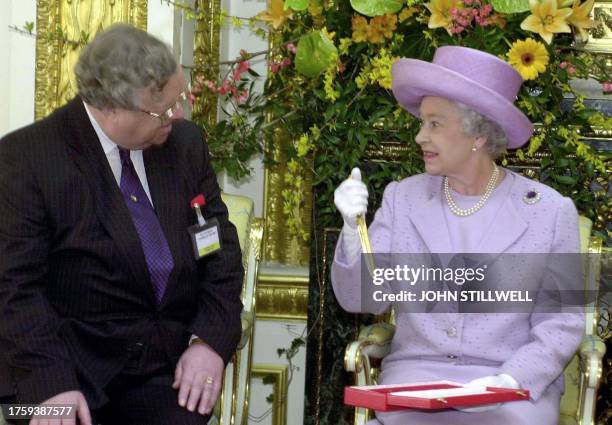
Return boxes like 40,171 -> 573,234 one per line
464,0 -> 472,5
559,61 -> 568,69
237,60 -> 250,73
218,80 -> 232,95
602,82 -> 612,93
453,25 -> 465,33
236,90 -> 249,104
338,62 -> 346,73
482,4 -> 493,15
450,7 -> 458,17
281,57 -> 292,67
286,43 -> 297,54
269,62 -> 280,73
471,9 -> 479,16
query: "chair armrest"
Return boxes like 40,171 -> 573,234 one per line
238,310 -> 254,350
578,334 -> 606,388
344,323 -> 395,374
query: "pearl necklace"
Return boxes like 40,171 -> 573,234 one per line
443,165 -> 499,217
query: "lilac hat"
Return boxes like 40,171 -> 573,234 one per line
392,46 -> 533,149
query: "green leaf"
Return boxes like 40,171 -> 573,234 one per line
285,0 -> 309,11
295,31 -> 338,78
554,175 -> 577,185
350,0 -> 403,17
491,0 -> 530,13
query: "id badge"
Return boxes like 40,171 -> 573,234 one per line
188,217 -> 222,259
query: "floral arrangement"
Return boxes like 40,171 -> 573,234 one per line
180,0 -> 610,241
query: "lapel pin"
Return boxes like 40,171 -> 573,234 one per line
523,190 -> 541,205
130,194 -> 138,203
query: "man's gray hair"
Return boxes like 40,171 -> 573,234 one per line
456,102 -> 508,159
75,23 -> 177,110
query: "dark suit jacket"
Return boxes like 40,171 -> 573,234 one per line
0,97 -> 244,407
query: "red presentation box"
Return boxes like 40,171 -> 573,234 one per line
344,380 -> 530,411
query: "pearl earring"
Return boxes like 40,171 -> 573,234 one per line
471,146 -> 477,152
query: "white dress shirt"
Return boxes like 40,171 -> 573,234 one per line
83,102 -> 153,205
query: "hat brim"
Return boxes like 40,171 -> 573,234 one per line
392,59 -> 534,149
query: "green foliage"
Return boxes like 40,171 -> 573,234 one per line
185,0 -> 609,234
295,31 -> 339,77
491,0 -> 530,13
285,0 -> 310,11
350,0 -> 404,17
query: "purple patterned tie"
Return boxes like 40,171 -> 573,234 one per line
118,148 -> 173,303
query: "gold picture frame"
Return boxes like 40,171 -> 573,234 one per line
251,364 -> 289,425
35,0 -> 147,120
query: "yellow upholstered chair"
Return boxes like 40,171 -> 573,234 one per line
344,216 -> 606,425
208,193 -> 264,425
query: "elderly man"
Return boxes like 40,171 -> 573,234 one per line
0,24 -> 243,425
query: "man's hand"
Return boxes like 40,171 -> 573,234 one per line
172,341 -> 224,416
29,390 -> 91,425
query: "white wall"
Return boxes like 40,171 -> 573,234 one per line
216,0 -> 268,217
249,320 -> 307,425
0,0 -> 36,138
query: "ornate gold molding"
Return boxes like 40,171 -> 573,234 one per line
262,129 -> 313,266
192,0 -> 221,127
251,364 -> 288,425
35,0 -> 147,120
255,269 -> 309,321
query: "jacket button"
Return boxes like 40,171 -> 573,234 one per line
447,354 -> 457,359
446,327 -> 457,337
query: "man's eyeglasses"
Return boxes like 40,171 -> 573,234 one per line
139,91 -> 189,126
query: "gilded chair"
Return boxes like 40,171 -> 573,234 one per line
344,216 -> 606,425
208,193 -> 264,425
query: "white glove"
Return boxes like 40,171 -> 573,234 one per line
456,374 -> 520,413
334,168 -> 368,263
334,168 -> 368,229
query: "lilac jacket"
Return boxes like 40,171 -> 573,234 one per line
332,171 -> 584,403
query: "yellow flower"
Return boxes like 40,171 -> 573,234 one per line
322,27 -> 336,41
367,22 -> 386,43
520,0 -> 572,44
507,38 -> 550,80
338,37 -> 353,56
370,49 -> 399,89
425,0 -> 459,34
352,15 -> 369,42
257,0 -> 293,30
323,66 -> 340,102
308,0 -> 323,16
399,7 -> 419,22
567,0 -> 598,41
376,14 -> 398,39
296,134 -> 312,156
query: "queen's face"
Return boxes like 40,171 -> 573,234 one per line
415,96 -> 476,176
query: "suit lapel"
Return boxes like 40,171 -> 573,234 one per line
64,98 -> 156,305
143,143 -> 184,305
409,179 -> 453,253
478,172 -> 527,254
